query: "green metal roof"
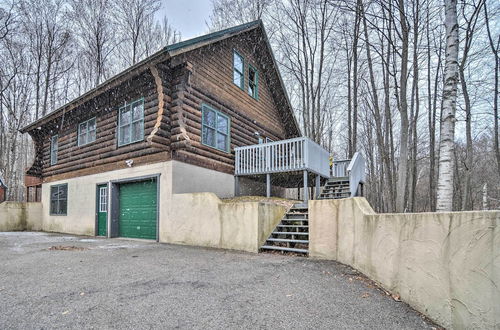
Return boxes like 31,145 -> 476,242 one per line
165,20 -> 262,53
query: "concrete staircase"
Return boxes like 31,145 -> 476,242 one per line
260,205 -> 309,255
260,177 -> 354,256
318,177 -> 351,200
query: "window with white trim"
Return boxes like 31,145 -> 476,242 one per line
50,135 -> 58,165
118,98 -> 144,146
78,117 -> 96,146
99,186 -> 107,212
233,51 -> 244,89
202,104 -> 230,152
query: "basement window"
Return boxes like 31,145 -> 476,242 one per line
118,98 -> 144,147
233,51 -> 244,90
50,183 -> 67,215
248,65 -> 258,99
78,117 -> 96,146
202,104 -> 230,152
50,135 -> 58,166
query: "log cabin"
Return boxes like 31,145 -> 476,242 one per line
20,20 -> 363,242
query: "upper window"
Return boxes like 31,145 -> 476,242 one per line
50,135 -> 58,166
202,104 -> 230,152
233,51 -> 244,90
78,117 -> 96,146
118,98 -> 144,147
50,183 -> 67,215
248,65 -> 258,99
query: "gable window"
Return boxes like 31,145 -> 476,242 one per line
233,51 -> 244,90
202,104 -> 230,152
78,118 -> 96,146
118,98 -> 144,147
50,135 -> 58,165
248,65 -> 258,99
50,183 -> 67,215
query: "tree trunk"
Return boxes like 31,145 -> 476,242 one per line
436,0 -> 459,212
395,0 -> 410,212
484,3 -> 500,179
350,0 -> 361,157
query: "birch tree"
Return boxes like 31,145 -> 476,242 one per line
437,0 -> 460,211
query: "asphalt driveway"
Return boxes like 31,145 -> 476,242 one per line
0,232 -> 438,329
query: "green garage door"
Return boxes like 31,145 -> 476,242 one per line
119,179 -> 157,240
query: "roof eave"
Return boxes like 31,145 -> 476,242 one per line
20,49 -> 170,134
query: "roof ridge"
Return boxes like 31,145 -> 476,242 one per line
165,20 -> 261,53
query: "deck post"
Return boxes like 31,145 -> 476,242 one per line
234,176 -> 240,197
303,170 -> 308,203
315,174 -> 320,199
266,173 -> 271,198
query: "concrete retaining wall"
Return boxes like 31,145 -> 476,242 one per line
0,202 -> 43,231
162,192 -> 286,252
309,197 -> 500,329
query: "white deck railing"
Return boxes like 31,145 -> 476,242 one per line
346,152 -> 366,197
235,137 -> 330,178
332,159 -> 350,177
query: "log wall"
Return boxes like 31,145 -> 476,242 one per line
28,28 -> 299,181
169,29 -> 299,174
31,69 -> 171,180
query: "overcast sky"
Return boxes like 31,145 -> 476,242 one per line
158,0 -> 213,40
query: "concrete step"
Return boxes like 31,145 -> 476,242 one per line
272,231 -> 309,236
277,224 -> 308,229
267,238 -> 309,244
284,214 -> 308,219
282,218 -> 308,223
260,245 -> 308,254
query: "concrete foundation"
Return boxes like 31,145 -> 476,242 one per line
0,202 -> 42,231
309,197 -> 500,329
7,161 -> 287,254
163,192 -> 286,252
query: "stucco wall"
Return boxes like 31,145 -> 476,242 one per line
0,202 -> 42,231
41,162 -> 172,236
171,160 -> 287,198
309,198 -> 500,329
162,192 -> 286,252
172,160 -> 235,198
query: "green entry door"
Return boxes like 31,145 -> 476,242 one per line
119,179 -> 157,240
97,184 -> 108,236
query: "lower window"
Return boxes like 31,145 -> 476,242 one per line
50,184 -> 68,215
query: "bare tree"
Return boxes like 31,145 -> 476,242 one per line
394,0 -> 411,212
142,16 -> 181,57
209,0 -> 273,30
484,1 -> 500,178
272,0 -> 338,143
437,0 -> 460,211
113,0 -> 161,66
458,0 -> 485,210
69,0 -> 114,87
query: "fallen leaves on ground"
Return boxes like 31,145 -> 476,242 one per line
361,292 -> 371,298
391,294 -> 401,302
48,245 -> 88,251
